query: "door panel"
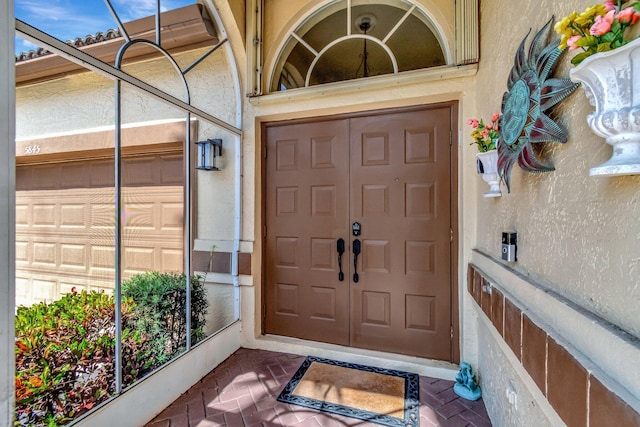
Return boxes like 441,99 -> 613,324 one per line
349,108 -> 452,359
265,120 -> 350,345
264,106 -> 453,360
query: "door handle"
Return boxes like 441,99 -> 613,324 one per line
353,239 -> 361,283
337,238 -> 345,281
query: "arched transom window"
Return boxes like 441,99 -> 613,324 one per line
270,0 -> 447,92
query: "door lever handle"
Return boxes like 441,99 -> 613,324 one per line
353,239 -> 361,283
337,238 -> 345,281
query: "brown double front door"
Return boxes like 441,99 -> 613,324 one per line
264,105 -> 454,361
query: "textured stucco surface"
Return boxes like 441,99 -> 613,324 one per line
226,0 -> 246,45
477,317 -> 561,427
471,1 -> 640,425
17,47 -> 237,137
16,72 -> 115,138
203,282 -> 236,335
475,0 -> 640,339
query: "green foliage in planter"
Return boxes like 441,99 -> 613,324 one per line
14,272 -> 208,427
121,272 -> 208,382
14,290 -> 138,426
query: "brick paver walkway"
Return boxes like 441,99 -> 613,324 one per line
146,348 -> 492,427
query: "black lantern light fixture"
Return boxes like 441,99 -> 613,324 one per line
195,138 -> 223,171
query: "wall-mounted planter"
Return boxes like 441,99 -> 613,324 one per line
476,149 -> 501,197
570,38 -> 640,177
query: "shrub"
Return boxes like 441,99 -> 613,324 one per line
121,272 -> 208,384
14,290 -> 130,426
14,272 -> 208,426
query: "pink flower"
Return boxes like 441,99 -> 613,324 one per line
491,113 -> 500,122
467,118 -> 479,128
567,35 -> 583,50
485,123 -> 493,130
590,10 -> 615,36
482,129 -> 489,137
603,0 -> 616,12
617,7 -> 640,25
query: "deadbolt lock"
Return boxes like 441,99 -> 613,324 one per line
352,222 -> 361,236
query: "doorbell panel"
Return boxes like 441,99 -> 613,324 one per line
501,232 -> 517,262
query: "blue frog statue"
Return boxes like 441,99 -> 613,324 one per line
453,361 -> 482,401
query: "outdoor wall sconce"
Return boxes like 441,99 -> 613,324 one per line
195,138 -> 222,171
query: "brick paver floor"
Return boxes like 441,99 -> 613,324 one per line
146,348 -> 492,427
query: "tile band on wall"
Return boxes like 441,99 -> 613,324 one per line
468,263 -> 640,427
192,250 -> 251,275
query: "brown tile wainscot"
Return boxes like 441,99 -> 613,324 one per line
467,264 -> 640,427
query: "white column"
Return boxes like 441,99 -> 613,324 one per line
0,1 -> 16,426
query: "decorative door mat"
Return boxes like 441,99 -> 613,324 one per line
277,356 -> 419,427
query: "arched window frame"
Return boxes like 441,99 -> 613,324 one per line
267,0 -> 453,93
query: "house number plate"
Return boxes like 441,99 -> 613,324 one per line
24,145 -> 41,155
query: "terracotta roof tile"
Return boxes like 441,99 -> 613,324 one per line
15,29 -> 122,62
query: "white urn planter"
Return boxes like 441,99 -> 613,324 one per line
569,38 -> 640,177
476,149 -> 501,197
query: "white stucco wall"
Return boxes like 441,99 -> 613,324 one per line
16,72 -> 115,138
472,0 -> 640,424
203,282 -> 236,334
477,316 -> 563,426
17,47 -> 237,136
476,0 -> 640,339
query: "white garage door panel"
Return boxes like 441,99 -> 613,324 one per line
16,154 -> 184,306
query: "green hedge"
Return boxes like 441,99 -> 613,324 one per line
121,271 -> 208,376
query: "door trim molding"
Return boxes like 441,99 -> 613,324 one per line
261,103 -> 454,128
449,102 -> 460,364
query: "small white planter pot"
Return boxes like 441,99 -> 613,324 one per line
570,38 -> 640,177
476,149 -> 501,197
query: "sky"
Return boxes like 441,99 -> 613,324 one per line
15,0 -> 193,55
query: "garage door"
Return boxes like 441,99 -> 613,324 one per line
15,153 -> 184,306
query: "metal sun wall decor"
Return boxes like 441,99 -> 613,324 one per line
498,18 -> 580,192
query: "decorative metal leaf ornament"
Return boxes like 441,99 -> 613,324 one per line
497,18 -> 579,193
